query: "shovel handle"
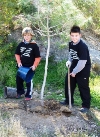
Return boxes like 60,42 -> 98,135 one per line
68,67 -> 72,109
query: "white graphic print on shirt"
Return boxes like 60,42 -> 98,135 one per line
69,49 -> 79,60
20,47 -> 32,57
20,47 -> 26,52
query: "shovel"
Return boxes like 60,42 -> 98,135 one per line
68,66 -> 72,109
61,66 -> 72,115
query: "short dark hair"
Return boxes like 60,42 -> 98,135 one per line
70,25 -> 81,34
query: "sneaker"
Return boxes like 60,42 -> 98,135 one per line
16,94 -> 21,99
80,107 -> 89,113
60,100 -> 74,106
60,100 -> 68,105
25,97 -> 31,101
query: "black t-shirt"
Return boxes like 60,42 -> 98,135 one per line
69,40 -> 91,77
15,42 -> 41,67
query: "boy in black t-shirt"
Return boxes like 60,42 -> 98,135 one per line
15,27 -> 41,100
60,26 -> 91,113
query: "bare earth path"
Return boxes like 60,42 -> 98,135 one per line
0,97 -> 100,137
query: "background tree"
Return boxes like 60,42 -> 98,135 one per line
73,0 -> 100,33
31,0 -> 86,99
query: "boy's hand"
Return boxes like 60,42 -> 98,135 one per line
70,72 -> 75,77
18,63 -> 22,67
66,61 -> 71,68
31,65 -> 36,71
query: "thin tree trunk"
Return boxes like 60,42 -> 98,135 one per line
40,35 -> 50,99
41,0 -> 50,99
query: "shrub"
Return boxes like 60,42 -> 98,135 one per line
0,62 -> 16,87
18,0 -> 37,14
73,0 -> 100,30
0,41 -> 17,61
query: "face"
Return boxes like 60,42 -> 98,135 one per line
70,32 -> 81,44
23,33 -> 32,42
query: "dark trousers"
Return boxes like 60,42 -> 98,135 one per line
16,75 -> 33,98
65,73 -> 91,108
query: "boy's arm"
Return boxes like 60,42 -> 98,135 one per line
31,43 -> 41,70
15,54 -> 21,64
15,54 -> 22,67
32,57 -> 41,71
33,57 -> 41,68
72,60 -> 87,75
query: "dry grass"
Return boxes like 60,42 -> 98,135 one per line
0,112 -> 27,137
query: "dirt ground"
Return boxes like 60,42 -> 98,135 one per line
0,96 -> 100,137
